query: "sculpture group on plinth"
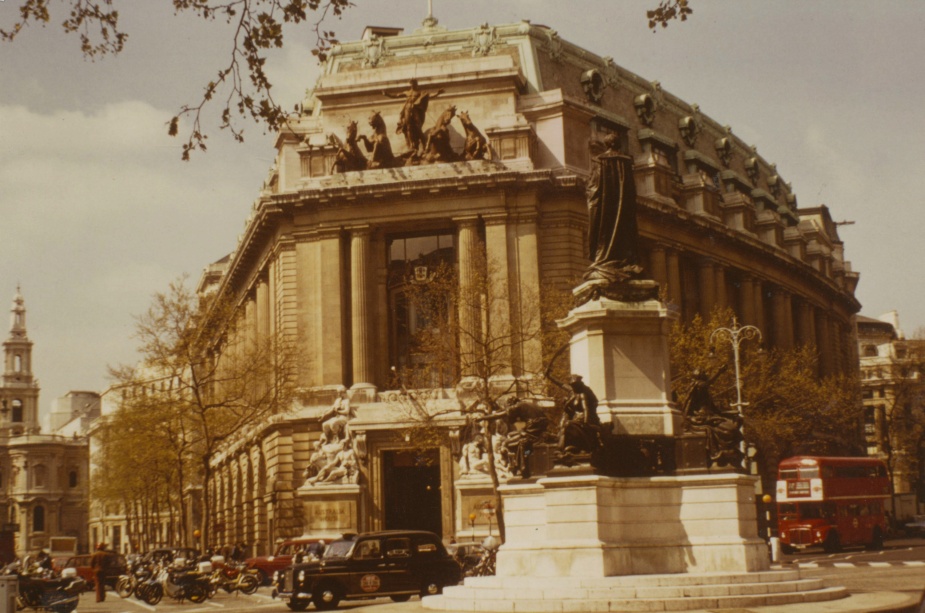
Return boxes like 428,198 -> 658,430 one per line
303,390 -> 360,486
328,79 -> 491,173
679,365 -> 745,471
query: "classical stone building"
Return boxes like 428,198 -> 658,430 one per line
857,312 -> 925,513
0,289 -> 91,560
200,18 -> 861,554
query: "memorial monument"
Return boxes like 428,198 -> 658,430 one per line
424,135 -> 848,611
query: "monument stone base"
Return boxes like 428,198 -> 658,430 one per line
295,483 -> 363,538
497,472 -> 768,577
424,473 -> 849,612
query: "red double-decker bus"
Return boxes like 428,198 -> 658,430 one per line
776,456 -> 890,553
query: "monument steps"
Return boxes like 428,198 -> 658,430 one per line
426,572 -> 849,612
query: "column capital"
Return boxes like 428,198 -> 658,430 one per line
346,224 -> 372,236
481,212 -> 508,226
453,215 -> 481,229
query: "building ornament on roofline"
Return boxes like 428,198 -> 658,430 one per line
744,145 -> 760,185
678,103 -> 703,147
363,34 -> 385,68
471,23 -> 497,57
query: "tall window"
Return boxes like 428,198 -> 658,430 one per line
32,506 -> 45,532
13,355 -> 21,372
33,465 -> 47,488
388,232 -> 456,382
11,400 -> 22,423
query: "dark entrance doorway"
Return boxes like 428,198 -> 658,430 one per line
382,449 -> 442,535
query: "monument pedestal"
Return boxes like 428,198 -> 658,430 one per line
497,472 -> 768,578
557,294 -> 680,437
295,483 -> 363,538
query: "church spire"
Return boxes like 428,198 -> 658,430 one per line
9,284 -> 28,340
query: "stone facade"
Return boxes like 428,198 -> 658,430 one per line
0,290 -> 90,560
201,20 -> 861,554
857,312 -> 925,507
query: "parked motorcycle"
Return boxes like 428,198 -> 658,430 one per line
15,569 -> 86,613
159,561 -> 214,603
211,561 -> 260,595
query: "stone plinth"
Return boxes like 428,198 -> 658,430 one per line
557,296 -> 680,437
296,482 -> 363,538
455,477 -> 502,541
497,472 -> 769,578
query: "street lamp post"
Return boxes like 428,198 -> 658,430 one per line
710,317 -> 762,472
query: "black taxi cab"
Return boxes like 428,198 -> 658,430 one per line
273,530 -> 461,610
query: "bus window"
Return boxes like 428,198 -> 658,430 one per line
779,503 -> 797,520
801,467 -> 820,479
780,469 -> 799,480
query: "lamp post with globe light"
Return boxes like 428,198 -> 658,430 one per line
709,317 -> 762,472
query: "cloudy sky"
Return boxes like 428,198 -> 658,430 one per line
1,1 -> 923,417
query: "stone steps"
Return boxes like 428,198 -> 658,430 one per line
423,570 -> 849,612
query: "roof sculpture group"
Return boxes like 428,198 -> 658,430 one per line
328,79 -> 491,174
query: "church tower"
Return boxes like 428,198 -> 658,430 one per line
2,288 -> 40,434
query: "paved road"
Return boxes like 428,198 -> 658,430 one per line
63,539 -> 925,613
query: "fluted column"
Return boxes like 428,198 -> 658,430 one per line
350,227 -> 375,395
815,308 -> 833,376
753,279 -> 766,336
666,249 -> 682,306
650,245 -> 668,297
739,275 -> 756,326
457,217 -> 481,377
770,288 -> 794,351
714,264 -> 727,311
483,213 -> 512,376
697,257 -> 715,317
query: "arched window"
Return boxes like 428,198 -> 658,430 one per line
13,355 -> 22,372
863,345 -> 878,357
32,506 -> 45,532
11,400 -> 22,423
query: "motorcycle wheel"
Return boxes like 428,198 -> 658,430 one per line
20,587 -> 43,608
116,576 -> 134,599
239,574 -> 259,595
49,599 -> 77,613
186,585 -> 207,603
142,583 -> 163,606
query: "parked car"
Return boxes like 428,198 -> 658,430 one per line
273,530 -> 462,611
60,554 -> 127,590
140,547 -> 201,565
245,537 -> 328,585
903,515 -> 925,537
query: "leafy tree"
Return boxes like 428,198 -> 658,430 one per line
647,0 -> 694,30
868,336 -> 925,498
391,247 -> 570,542
92,384 -> 190,550
103,276 -> 303,549
671,308 -> 864,492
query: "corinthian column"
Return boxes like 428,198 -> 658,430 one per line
457,217 -> 481,377
350,227 -> 375,398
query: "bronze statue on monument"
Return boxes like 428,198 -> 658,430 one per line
576,132 -> 658,304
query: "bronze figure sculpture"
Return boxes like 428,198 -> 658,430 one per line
584,133 -> 643,286
357,111 -> 396,169
382,78 -> 445,154
681,365 -> 744,470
